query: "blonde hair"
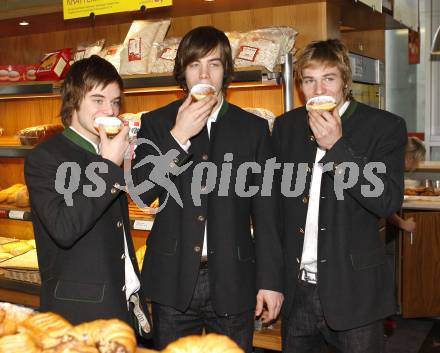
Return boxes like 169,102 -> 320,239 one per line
406,136 -> 426,171
295,39 -> 352,100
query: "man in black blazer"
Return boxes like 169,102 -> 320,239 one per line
25,56 -> 151,336
131,26 -> 283,352
273,39 -> 407,353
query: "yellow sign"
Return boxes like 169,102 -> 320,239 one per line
63,0 -> 172,20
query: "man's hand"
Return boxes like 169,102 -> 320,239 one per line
255,289 -> 284,324
308,108 -> 342,150
99,124 -> 130,166
171,94 -> 218,145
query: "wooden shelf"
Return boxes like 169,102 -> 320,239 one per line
0,204 -> 154,230
412,161 -> 440,173
0,145 -> 33,158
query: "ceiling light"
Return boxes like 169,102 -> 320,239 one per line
19,21 -> 30,26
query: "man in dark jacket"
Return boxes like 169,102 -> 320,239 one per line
131,26 -> 283,353
273,39 -> 407,353
25,56 -> 150,337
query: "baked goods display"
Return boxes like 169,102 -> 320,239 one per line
0,239 -> 35,257
135,245 -> 147,271
18,124 -> 64,146
0,303 -> 137,353
162,333 -> 244,353
0,184 -> 29,207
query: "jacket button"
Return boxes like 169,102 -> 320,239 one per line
122,285 -> 126,292
194,246 -> 201,252
111,187 -> 117,194
202,154 -> 209,161
169,161 -> 176,168
114,182 -> 120,189
121,253 -> 126,260
197,215 -> 205,222
302,196 -> 308,204
299,227 -> 305,234
117,221 -> 123,228
307,166 -> 311,173
320,259 -> 327,263
320,227 -> 327,231
310,135 -> 315,142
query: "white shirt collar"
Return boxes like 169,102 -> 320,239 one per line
68,126 -> 100,154
209,96 -> 224,123
338,100 -> 350,117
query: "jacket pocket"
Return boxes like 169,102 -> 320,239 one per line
54,280 -> 105,303
350,247 -> 386,270
237,245 -> 255,262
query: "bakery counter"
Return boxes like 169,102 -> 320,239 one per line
402,200 -> 440,210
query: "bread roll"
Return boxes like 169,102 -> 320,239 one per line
19,312 -> 72,349
0,184 -> 25,204
162,333 -> 244,353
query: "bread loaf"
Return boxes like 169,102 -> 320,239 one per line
18,124 -> 63,146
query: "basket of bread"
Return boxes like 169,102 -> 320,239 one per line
0,303 -> 137,353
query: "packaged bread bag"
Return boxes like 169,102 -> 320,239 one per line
119,19 -> 170,75
35,48 -> 72,81
99,44 -> 124,72
148,37 -> 181,73
73,39 -> 105,62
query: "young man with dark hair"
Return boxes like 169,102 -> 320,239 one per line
132,26 -> 283,352
25,56 -> 150,333
273,39 -> 407,353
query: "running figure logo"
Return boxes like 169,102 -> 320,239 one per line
124,138 -> 192,214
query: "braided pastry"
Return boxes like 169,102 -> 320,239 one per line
44,340 -> 100,353
0,332 -> 40,353
19,312 -> 72,349
64,319 -> 136,353
162,334 -> 244,353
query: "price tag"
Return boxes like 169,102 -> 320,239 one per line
237,46 -> 259,62
0,210 -> 8,219
160,47 -> 177,61
133,220 -> 154,231
9,210 -> 25,220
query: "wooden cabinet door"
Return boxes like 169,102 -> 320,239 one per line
401,211 -> 440,318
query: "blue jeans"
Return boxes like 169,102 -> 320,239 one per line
152,268 -> 254,353
282,279 -> 384,353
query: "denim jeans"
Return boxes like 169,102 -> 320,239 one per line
152,268 -> 254,353
282,279 -> 384,353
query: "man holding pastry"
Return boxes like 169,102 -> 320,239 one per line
132,26 -> 283,352
25,55 -> 151,336
272,39 -> 407,353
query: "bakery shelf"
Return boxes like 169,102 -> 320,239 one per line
0,68 -> 281,100
0,145 -> 33,158
0,204 -> 154,230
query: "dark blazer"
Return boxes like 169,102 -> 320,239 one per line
272,101 -> 407,330
132,100 -> 283,315
25,133 -> 140,325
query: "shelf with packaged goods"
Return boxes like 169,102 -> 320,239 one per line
0,205 -> 155,231
0,67 -> 281,100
